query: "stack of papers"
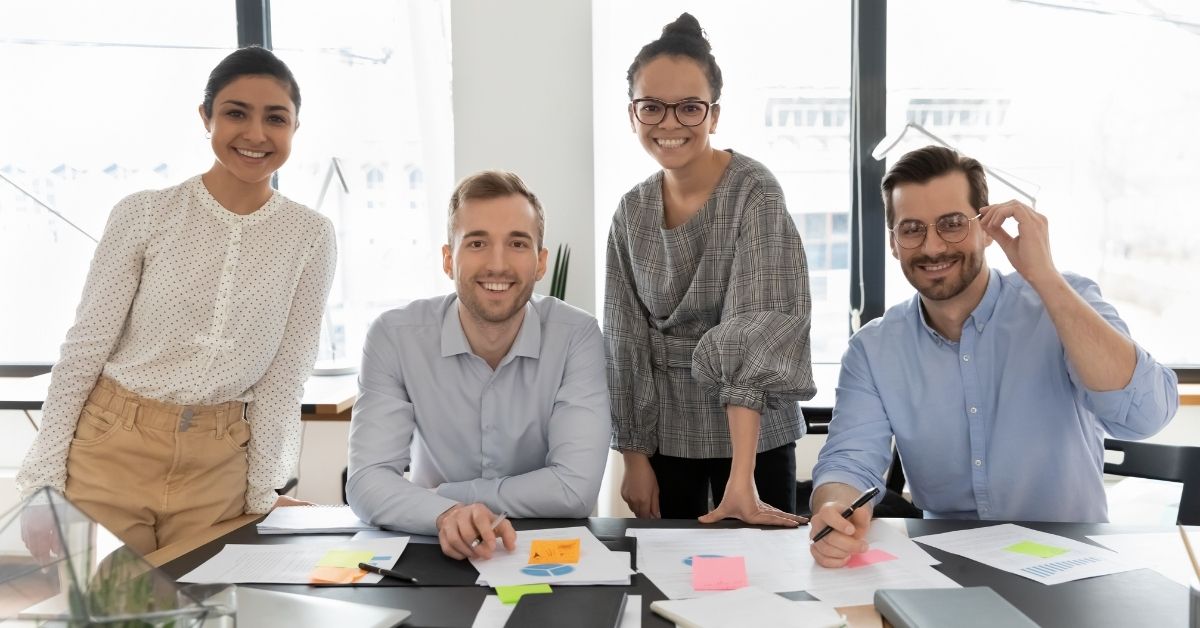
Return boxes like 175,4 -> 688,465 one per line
650,586 -> 845,628
912,524 -> 1139,585
470,526 -> 634,587
1088,531 -> 1198,587
178,536 -> 410,584
629,523 -> 959,606
256,505 -> 379,534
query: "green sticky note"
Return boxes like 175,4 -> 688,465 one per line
316,549 -> 376,569
1005,540 -> 1068,559
495,584 -> 552,605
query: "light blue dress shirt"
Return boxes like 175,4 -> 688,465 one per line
346,294 -> 611,535
813,270 -> 1178,522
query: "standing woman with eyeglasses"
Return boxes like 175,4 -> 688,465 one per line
17,46 -> 336,556
605,13 -> 816,526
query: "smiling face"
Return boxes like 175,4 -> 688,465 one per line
442,194 -> 548,326
890,171 -> 992,303
629,55 -> 720,172
199,75 -> 297,188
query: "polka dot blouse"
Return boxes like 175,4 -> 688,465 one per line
17,175 -> 337,514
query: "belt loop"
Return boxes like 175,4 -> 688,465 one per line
122,400 -> 138,430
215,408 -> 228,440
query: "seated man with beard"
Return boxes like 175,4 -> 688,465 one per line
809,146 -> 1178,568
347,171 -> 610,560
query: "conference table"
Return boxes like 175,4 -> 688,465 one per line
155,517 -> 1192,628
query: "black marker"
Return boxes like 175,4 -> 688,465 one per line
811,486 -> 880,543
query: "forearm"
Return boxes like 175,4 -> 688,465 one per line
726,405 -> 761,482
349,467 -> 459,536
1033,274 -> 1136,391
435,465 -> 600,519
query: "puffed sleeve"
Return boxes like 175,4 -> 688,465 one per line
603,207 -> 659,454
692,188 -> 816,411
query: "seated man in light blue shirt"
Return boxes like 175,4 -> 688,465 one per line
347,170 -> 611,560
810,146 -> 1178,568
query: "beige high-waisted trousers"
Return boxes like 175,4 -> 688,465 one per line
64,376 -> 250,556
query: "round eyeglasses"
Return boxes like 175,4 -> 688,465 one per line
630,98 -> 714,127
890,212 -> 981,249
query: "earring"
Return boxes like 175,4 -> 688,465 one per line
205,131 -> 211,139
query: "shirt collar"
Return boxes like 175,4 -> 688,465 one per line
440,297 -> 542,363
914,268 -> 1003,343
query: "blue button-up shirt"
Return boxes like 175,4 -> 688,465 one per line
346,294 -> 611,535
813,270 -> 1178,522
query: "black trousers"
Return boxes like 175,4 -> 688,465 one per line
648,442 -> 797,519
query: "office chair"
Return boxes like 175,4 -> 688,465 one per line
1104,438 -> 1200,525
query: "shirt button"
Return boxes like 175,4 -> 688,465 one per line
974,459 -> 983,467
969,406 -> 978,414
962,354 -> 971,362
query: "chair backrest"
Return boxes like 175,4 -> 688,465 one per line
1104,438 -> 1200,525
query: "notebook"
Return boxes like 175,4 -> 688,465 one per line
256,505 -> 379,534
649,586 -> 845,628
874,586 -> 1039,628
503,589 -> 627,628
235,587 -> 409,627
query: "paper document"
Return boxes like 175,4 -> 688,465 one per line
650,586 -> 845,628
1088,531 -> 1197,587
256,505 -> 379,534
471,526 -> 633,587
912,524 -> 1138,585
471,594 -> 641,628
628,524 -> 946,603
178,536 -> 409,584
352,529 -> 440,544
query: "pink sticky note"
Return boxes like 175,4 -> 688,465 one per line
691,555 -> 748,590
845,548 -> 898,568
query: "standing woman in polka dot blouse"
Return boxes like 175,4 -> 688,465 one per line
16,47 -> 336,556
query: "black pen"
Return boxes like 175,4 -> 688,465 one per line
357,562 -> 420,584
811,486 -> 880,543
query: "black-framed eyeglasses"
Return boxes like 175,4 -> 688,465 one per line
630,98 -> 714,127
890,212 -> 981,249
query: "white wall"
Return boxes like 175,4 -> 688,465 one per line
451,0 -> 597,313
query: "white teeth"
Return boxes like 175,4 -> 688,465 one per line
482,282 -> 511,291
656,138 -> 686,148
922,262 -> 953,271
236,148 -> 267,158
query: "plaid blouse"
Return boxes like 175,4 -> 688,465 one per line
604,151 -> 816,458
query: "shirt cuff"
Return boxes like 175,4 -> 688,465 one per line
1079,345 -> 1151,420
245,486 -> 278,515
811,470 -> 884,508
719,385 -> 767,413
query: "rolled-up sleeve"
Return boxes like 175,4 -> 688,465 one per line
604,213 -> 659,454
435,320 -> 611,517
1064,277 -> 1178,439
692,190 -> 816,411
346,318 -> 458,535
812,339 -> 891,505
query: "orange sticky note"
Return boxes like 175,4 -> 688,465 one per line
691,555 -> 747,591
309,566 -> 367,584
528,538 -> 581,564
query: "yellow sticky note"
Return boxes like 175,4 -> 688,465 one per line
309,566 -> 366,584
316,549 -> 376,568
1005,541 -> 1068,559
528,538 -> 581,564
495,583 -> 552,604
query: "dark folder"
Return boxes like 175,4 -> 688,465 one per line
875,587 -> 1039,628
503,589 -> 627,628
